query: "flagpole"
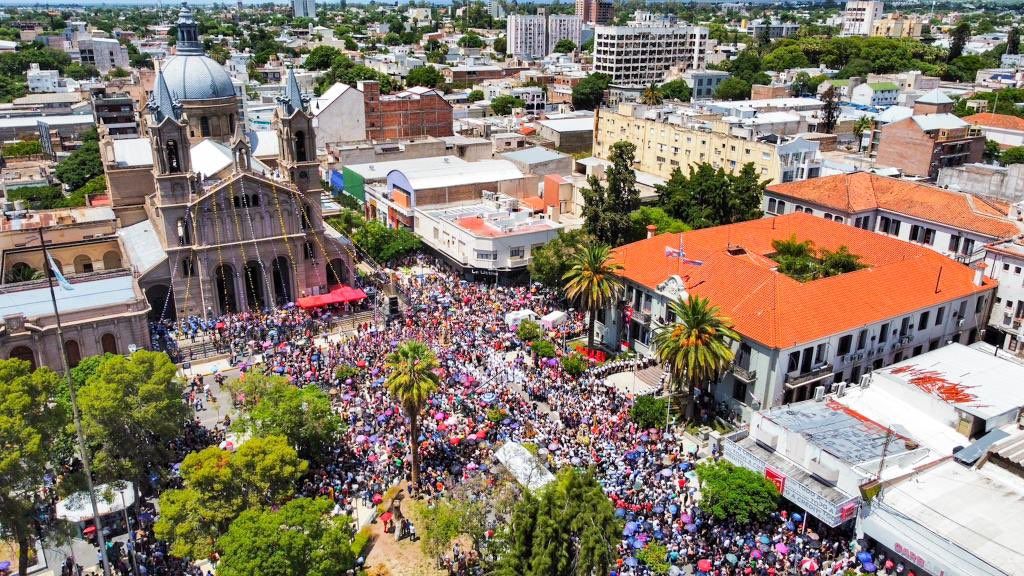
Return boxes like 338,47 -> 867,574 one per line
37,226 -> 113,576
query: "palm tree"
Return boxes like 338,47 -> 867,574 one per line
385,340 -> 440,490
653,296 -> 739,422
640,84 -> 663,105
852,116 -> 872,151
563,244 -> 622,351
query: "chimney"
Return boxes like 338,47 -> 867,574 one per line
646,224 -> 657,239
974,262 -> 987,286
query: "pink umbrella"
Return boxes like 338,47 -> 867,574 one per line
800,558 -> 818,573
751,549 -> 762,559
775,543 -> 789,555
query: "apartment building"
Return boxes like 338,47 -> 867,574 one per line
870,12 -> 924,38
764,172 -> 1023,262
984,239 -> 1024,357
72,37 -> 129,73
26,63 -> 59,93
361,82 -> 454,142
507,11 -> 582,60
841,0 -> 885,36
593,103 -> 822,184
593,20 -> 710,88
679,69 -> 730,100
575,0 -> 613,25
850,82 -> 899,107
292,0 -> 315,19
599,213 -> 995,418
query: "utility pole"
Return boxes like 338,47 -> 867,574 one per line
38,227 -> 112,576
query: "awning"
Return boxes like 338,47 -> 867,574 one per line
296,285 -> 368,309
56,482 -> 135,523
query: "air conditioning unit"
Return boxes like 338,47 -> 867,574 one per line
813,385 -> 826,401
859,374 -> 871,388
835,382 -> 848,397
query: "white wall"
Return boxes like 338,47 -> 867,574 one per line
312,87 -> 367,148
414,209 -> 560,271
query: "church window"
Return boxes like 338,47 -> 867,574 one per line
294,130 -> 307,162
165,140 -> 180,173
200,116 -> 211,137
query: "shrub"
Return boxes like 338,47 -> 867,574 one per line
560,353 -> 588,377
486,407 -> 506,423
351,526 -> 373,558
335,364 -> 360,381
531,339 -> 557,358
516,319 -> 542,342
637,542 -> 671,575
630,395 -> 667,429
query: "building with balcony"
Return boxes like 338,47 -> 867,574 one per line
593,21 -> 710,89
841,0 -> 884,36
870,12 -> 924,38
593,103 -> 822,184
724,343 -> 1024,576
576,0 -> 613,25
414,190 -> 562,283
92,91 -> 139,138
962,113 -> 1024,149
764,172 -> 1023,261
983,239 -> 1024,357
598,212 -> 995,419
26,63 -> 60,93
507,11 -> 582,60
874,89 -> 985,179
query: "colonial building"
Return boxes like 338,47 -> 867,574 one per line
105,3 -> 354,321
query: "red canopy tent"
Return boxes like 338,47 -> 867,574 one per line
296,285 -> 368,309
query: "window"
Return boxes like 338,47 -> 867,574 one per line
976,296 -> 985,314
962,238 -> 975,255
837,334 -> 853,356
834,216 -> 844,224
900,316 -> 910,337
768,198 -> 778,213
856,329 -> 867,350
936,306 -> 945,326
510,246 -> 525,259
949,235 -> 961,253
303,241 -> 315,260
878,322 -> 889,343
476,250 -> 497,261
732,380 -> 747,402
200,116 -> 211,137
878,216 -> 890,233
825,213 -> 833,221
777,200 -> 786,213
919,311 -> 930,329
1017,267 -> 1022,275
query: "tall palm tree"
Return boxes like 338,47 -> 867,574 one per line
640,84 -> 663,105
852,116 -> 872,151
653,296 -> 739,422
385,340 -> 440,490
563,244 -> 622,351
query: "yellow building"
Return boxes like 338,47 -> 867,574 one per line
593,103 -> 823,184
870,13 -> 924,39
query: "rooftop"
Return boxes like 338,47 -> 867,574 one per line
915,87 -> 953,105
500,146 -> 566,164
13,92 -> 84,105
0,274 -> 138,322
911,112 -> 968,132
117,220 -> 166,277
391,158 -> 523,191
0,207 -> 116,233
963,112 -> 1024,133
536,116 -> 595,133
346,156 -> 468,181
611,212 -> 994,349
425,196 -> 560,238
767,172 -> 1021,239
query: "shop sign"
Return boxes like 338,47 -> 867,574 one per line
765,467 -> 786,493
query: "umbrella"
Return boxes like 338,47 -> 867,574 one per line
785,521 -> 795,531
697,559 -> 712,572
356,360 -> 367,368
775,543 -> 789,554
0,561 -> 10,571
547,442 -> 559,451
759,535 -> 771,545
750,549 -> 762,559
631,539 -> 644,549
623,522 -> 637,536
857,551 -> 873,564
449,437 -> 461,446
138,512 -> 154,523
792,512 -> 803,522
800,558 -> 819,573
725,553 -> 738,565
379,512 -> 393,524
684,523 -> 697,533
435,412 -> 445,421
372,494 -> 383,504
368,454 -> 378,463
615,508 -> 626,518
653,505 -> 664,514
481,392 -> 498,404
625,557 -> 638,567
862,561 -> 877,573
680,512 -> 692,523
659,468 -> 673,477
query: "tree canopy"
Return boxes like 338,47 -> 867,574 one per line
1002,146 -> 1024,165
572,73 -> 610,110
406,65 -> 444,88
352,220 -> 422,264
553,38 -> 576,53
582,141 -> 640,246
490,94 -> 524,115
656,163 -> 766,229
657,79 -> 691,102
696,460 -> 779,524
714,77 -> 752,101
528,229 -> 594,287
770,235 -> 866,282
54,130 -> 103,192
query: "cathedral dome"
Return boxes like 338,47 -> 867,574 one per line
161,53 -> 236,102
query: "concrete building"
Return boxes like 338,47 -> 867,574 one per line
962,113 -> 1024,149
26,63 -> 59,93
679,69 -> 730,100
841,0 -> 885,36
575,0 -> 613,25
593,103 -> 822,184
745,19 -> 800,39
92,92 -> 139,139
546,15 -> 582,54
311,82 -> 367,149
601,213 -> 995,417
292,0 -> 315,19
507,12 -> 582,60
936,163 -> 1024,204
870,12 -> 924,38
500,146 -> 573,177
535,114 -> 594,153
984,238 -> 1024,357
414,190 -> 562,284
72,37 -> 129,73
850,81 -> 899,107
765,172 -> 1023,261
593,21 -> 710,89
874,89 -> 985,179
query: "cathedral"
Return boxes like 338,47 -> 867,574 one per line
109,3 -> 354,320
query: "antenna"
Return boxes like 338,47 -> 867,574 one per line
934,265 -> 943,294
875,427 -> 895,484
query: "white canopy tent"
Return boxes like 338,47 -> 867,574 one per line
504,309 -> 538,328
494,442 -> 555,492
55,482 -> 135,523
540,310 -> 567,329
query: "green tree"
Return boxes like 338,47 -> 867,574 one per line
528,229 -> 593,287
571,72 -> 610,110
947,22 -> 971,62
76,351 -> 187,493
1002,146 -> 1024,165
762,45 -> 811,71
467,89 -> 485,102
789,72 -> 821,96
458,32 -> 484,48
414,497 -> 486,559
54,135 -> 103,191
2,140 -> 42,157
385,341 -> 440,490
818,245 -> 866,277
714,77 -> 751,101
230,374 -> 342,465
516,319 -> 543,342
852,116 -> 872,151
493,36 -> 507,54
494,469 -> 620,576
653,296 -> 739,420
0,360 -> 66,576
820,85 -> 841,134
629,395 -> 667,429
553,38 -> 576,53
628,206 -> 690,242
406,65 -> 444,88
984,139 -> 1002,163
657,79 -> 691,102
563,244 -> 622,351
582,141 -> 640,246
155,435 -> 308,559
637,542 -> 671,575
352,220 -> 421,263
216,497 -> 356,576
530,339 -> 558,358
3,262 -> 43,283
656,163 -> 766,229
696,460 -> 779,524
490,94 -> 523,115
1008,27 -> 1020,55
640,84 -> 663,105
304,45 -> 342,70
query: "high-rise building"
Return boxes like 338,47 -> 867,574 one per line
841,0 -> 884,36
593,19 -> 710,88
292,0 -> 316,19
507,10 -> 582,59
575,0 -> 613,25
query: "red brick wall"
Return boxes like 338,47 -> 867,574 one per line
363,84 -> 454,141
876,118 -> 940,178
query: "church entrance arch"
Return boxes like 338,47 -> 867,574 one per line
145,284 -> 177,322
215,264 -> 239,314
244,261 -> 266,311
271,256 -> 292,305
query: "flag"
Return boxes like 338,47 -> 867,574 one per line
47,254 -> 74,290
664,244 -> 703,266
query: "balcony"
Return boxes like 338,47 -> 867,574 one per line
785,362 -> 834,388
731,364 -> 757,383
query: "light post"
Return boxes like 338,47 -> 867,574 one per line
115,483 -> 140,576
36,227 -> 112,576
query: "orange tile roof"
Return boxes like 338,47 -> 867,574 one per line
611,212 -> 995,349
520,195 -> 547,212
767,172 -> 1022,239
963,113 -> 1024,133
